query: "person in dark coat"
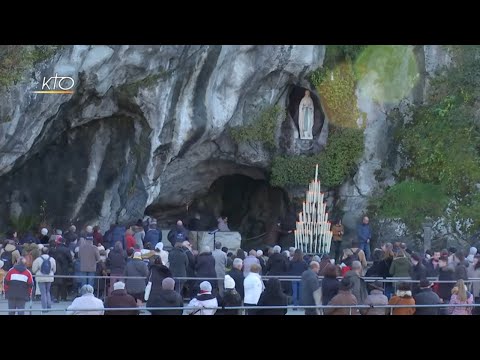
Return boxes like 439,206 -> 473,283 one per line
321,264 -> 340,306
104,281 -> 139,315
147,256 -> 172,297
182,241 -> 196,298
437,256 -> 455,314
256,278 -> 289,315
365,249 -> 385,278
144,220 -> 162,249
301,261 -> 320,315
216,275 -> 242,315
111,224 -> 126,250
194,246 -> 217,295
167,220 -> 189,247
413,279 -> 442,315
147,277 -> 184,315
124,252 -> 149,303
63,225 -> 78,246
51,237 -> 73,302
454,251 -> 469,280
168,242 -> 189,294
235,248 -> 245,261
266,245 -> 290,296
289,249 -> 308,307
426,251 -> 441,277
410,253 -> 427,294
93,226 -> 103,246
266,245 -> 289,275
107,241 -> 127,295
228,258 -> 245,299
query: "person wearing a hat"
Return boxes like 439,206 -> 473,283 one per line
104,281 -> 139,315
216,275 -> 242,315
388,282 -> 416,315
39,228 -> 50,245
413,279 -> 442,315
361,281 -> 388,315
324,277 -> 360,315
185,281 -> 218,315
124,251 -> 149,304
154,242 -> 169,268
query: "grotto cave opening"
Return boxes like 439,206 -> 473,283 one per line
152,174 -> 295,249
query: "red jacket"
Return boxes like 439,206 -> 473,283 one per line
4,264 -> 33,299
126,235 -> 136,250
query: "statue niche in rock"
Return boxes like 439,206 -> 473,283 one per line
298,90 -> 314,140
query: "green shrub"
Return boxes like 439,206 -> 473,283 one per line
370,181 -> 449,232
316,60 -> 362,129
8,215 -> 39,238
0,45 -> 60,88
270,127 -> 364,188
375,46 -> 480,235
230,105 -> 284,150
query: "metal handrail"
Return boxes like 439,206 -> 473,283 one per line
0,302 -> 477,314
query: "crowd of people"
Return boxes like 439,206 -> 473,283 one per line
0,215 -> 479,315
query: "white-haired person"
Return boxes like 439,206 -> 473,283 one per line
39,228 -> 49,245
243,263 -> 264,315
243,249 -> 260,277
228,258 -> 245,300
66,284 -> 104,315
185,281 -> 218,315
256,250 -> 267,274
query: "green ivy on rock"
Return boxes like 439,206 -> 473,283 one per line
230,105 -> 284,150
270,127 -> 364,188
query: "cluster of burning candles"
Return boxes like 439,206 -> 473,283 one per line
294,164 -> 332,254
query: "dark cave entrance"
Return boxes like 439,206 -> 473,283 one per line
187,174 -> 292,242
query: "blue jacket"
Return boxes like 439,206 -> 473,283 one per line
111,226 -> 126,249
357,224 -> 372,243
144,229 -> 161,248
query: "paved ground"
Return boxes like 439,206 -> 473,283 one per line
0,298 -> 304,315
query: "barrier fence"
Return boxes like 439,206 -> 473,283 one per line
0,303 -> 479,315
24,274 -> 480,300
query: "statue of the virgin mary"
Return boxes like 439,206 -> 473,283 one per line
298,90 -> 314,140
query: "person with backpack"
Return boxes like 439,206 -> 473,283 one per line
0,235 -> 21,272
32,247 -> 56,311
341,239 -> 367,270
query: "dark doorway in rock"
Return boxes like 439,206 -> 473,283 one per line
287,86 -> 325,138
187,174 -> 291,248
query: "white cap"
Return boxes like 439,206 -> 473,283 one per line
199,281 -> 212,293
224,275 -> 235,289
86,225 -> 93,233
113,281 -> 126,290
41,228 -> 48,236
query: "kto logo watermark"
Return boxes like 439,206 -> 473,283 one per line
33,73 -> 75,94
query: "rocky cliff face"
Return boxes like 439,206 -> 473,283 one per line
0,44 -> 463,250
0,45 -> 325,231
